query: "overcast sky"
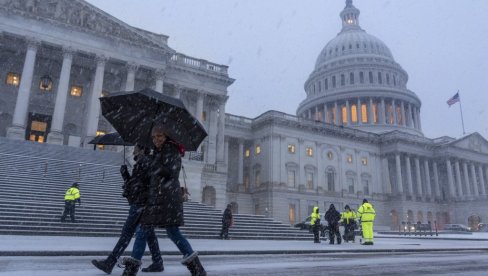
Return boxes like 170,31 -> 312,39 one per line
86,0 -> 488,140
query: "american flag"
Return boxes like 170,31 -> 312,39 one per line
447,92 -> 460,107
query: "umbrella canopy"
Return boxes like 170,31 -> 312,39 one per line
88,132 -> 133,146
100,88 -> 207,151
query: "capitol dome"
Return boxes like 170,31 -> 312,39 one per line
297,0 -> 423,136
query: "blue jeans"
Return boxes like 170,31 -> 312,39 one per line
132,225 -> 193,260
108,205 -> 144,262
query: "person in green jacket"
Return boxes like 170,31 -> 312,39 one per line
310,206 -> 321,243
61,182 -> 81,222
357,199 -> 376,245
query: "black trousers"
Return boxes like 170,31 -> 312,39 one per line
61,200 -> 76,222
328,224 -> 342,244
220,222 -> 230,239
312,224 -> 320,242
344,223 -> 356,242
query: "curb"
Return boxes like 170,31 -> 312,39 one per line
2,247 -> 488,256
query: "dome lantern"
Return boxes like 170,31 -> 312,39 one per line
340,0 -> 361,31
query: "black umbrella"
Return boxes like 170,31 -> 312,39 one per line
99,88 -> 207,151
88,132 -> 133,164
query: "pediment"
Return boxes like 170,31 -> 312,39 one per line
1,0 -> 172,52
448,133 -> 488,154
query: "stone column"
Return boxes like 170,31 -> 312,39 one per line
412,107 -> 418,129
323,103 -> 328,123
400,101 -> 406,126
424,159 -> 432,197
454,161 -> 463,197
7,38 -> 40,139
85,55 -> 106,143
446,159 -> 456,198
206,100 -> 218,164
346,100 -> 351,125
368,98 -> 373,124
237,139 -> 244,185
478,164 -> 486,195
124,62 -> 137,91
408,103 -> 414,128
414,157 -> 423,197
382,157 -> 392,194
47,47 -> 74,144
314,106 -> 319,121
405,155 -> 413,196
380,98 -> 386,124
307,109 -> 311,120
173,85 -> 182,99
196,91 -> 204,123
462,162 -> 471,196
154,69 -> 165,93
470,163 -> 479,196
416,108 -> 422,130
334,102 -> 339,125
224,137 -> 229,166
216,99 -> 226,164
433,161 -> 441,198
392,100 -> 397,125
395,153 -> 403,194
357,98 -> 362,125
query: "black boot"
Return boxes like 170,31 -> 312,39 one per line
91,257 -> 116,274
184,256 -> 206,276
121,257 -> 141,276
141,260 -> 164,272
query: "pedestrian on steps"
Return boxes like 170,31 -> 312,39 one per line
121,125 -> 206,276
324,204 -> 342,244
60,182 -> 80,222
310,206 -> 321,243
219,204 -> 233,239
91,144 -> 164,274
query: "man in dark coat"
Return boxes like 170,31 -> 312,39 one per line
324,204 -> 342,244
121,125 -> 206,276
92,144 -> 164,274
220,204 -> 233,239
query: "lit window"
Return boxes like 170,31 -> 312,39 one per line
347,154 -> 353,163
288,144 -> 295,153
361,157 -> 368,166
96,131 -> 106,150
372,103 -> 378,123
342,105 -> 347,124
306,147 -> 313,157
6,72 -> 20,86
351,104 -> 358,123
243,175 -> 249,189
255,145 -> 261,155
31,121 -> 47,132
327,151 -> 333,160
70,86 -> 83,97
101,90 -> 109,97
39,76 -> 53,91
255,171 -> 261,187
245,149 -> 250,157
361,103 -> 368,123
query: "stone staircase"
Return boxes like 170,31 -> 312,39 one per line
0,138 -> 311,240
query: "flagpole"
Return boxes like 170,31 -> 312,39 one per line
458,91 -> 466,135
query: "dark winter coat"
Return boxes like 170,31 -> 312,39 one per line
324,204 -> 341,227
140,141 -> 184,227
222,207 -> 233,226
121,155 -> 150,205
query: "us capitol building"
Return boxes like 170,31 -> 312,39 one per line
1,0 -> 488,230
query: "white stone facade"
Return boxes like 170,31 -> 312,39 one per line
1,0 -> 488,230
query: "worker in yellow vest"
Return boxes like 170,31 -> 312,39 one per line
341,205 -> 357,243
310,206 -> 321,243
61,182 -> 81,222
357,199 -> 375,245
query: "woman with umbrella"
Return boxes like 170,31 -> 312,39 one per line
121,125 -> 206,276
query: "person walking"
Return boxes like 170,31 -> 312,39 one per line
324,204 -> 342,244
91,144 -> 164,274
60,182 -> 81,222
357,199 -> 376,245
219,204 -> 233,239
310,206 -> 321,243
121,125 -> 206,276
341,205 -> 357,243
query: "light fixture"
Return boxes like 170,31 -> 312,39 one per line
40,75 -> 53,90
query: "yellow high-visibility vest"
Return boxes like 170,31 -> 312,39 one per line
64,187 -> 80,201
357,202 -> 375,222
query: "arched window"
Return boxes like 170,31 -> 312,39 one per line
324,78 -> 328,90
351,104 -> 358,123
350,72 -> 354,85
417,211 -> 424,223
341,105 -> 347,125
341,74 -> 345,86
368,71 -> 373,84
326,167 -> 336,192
332,76 -> 336,88
378,72 -> 382,84
361,103 -> 368,123
359,72 -> 364,83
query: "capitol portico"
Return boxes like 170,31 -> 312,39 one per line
1,0 -> 488,230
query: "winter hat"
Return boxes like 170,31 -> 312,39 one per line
362,198 -> 368,204
345,205 -> 350,210
329,204 -> 335,209
72,182 -> 79,187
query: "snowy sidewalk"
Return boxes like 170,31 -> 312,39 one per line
2,233 -> 488,256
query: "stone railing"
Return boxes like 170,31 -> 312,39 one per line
170,53 -> 228,74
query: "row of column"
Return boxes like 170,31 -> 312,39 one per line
444,159 -> 487,198
393,153 -> 488,199
305,97 -> 421,130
